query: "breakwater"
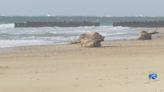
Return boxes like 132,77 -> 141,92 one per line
113,21 -> 164,27
15,21 -> 100,27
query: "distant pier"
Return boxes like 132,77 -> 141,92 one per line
113,21 -> 164,27
15,21 -> 100,28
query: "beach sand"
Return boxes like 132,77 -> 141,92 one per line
0,28 -> 164,92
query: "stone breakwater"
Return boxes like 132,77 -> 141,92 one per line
15,21 -> 100,28
113,21 -> 164,27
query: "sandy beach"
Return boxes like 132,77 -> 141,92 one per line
0,28 -> 164,92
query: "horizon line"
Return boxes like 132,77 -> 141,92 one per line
0,15 -> 164,17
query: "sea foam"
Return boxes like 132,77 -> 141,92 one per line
0,23 -> 15,29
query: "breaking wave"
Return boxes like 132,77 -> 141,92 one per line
0,23 -> 15,29
0,26 -> 140,48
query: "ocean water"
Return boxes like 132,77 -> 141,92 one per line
0,16 -> 163,48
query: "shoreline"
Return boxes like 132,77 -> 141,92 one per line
0,27 -> 163,50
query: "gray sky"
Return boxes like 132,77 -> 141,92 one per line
0,0 -> 163,16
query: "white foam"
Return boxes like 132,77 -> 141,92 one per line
0,23 -> 15,29
0,40 -> 54,48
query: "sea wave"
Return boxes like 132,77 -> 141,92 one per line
0,26 -> 140,48
0,23 -> 15,29
0,40 -> 54,48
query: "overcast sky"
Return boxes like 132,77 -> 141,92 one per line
0,0 -> 163,16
